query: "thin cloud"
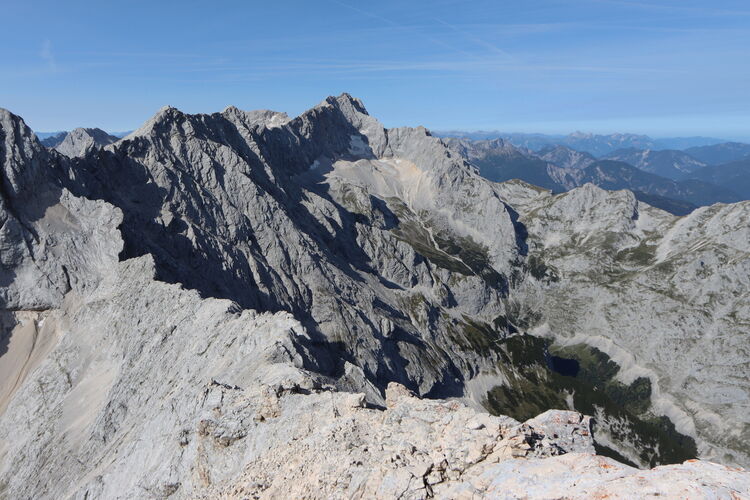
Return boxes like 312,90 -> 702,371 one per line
432,18 -> 514,60
40,40 -> 57,71
592,0 -> 750,16
327,0 -> 477,59
108,57 -> 683,83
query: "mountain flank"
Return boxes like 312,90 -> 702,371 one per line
0,96 -> 748,497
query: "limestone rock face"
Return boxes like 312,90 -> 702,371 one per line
465,454 -> 750,499
44,127 -> 119,158
0,96 -> 749,498
38,94 -> 523,399
0,110 -> 123,310
0,255 -> 325,499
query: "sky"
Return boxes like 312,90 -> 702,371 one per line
1,0 -> 749,139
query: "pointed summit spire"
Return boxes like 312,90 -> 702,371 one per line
124,105 -> 185,140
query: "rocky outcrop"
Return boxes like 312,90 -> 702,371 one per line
0,95 -> 749,497
43,127 -> 119,157
0,255 -> 325,499
496,180 -> 750,466
0,110 -> 122,310
213,389 -> 748,500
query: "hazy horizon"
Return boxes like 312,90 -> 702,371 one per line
3,0 -> 749,140
28,109 -> 748,144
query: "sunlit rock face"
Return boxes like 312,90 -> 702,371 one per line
0,96 -> 748,498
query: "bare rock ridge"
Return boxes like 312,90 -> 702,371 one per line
40,127 -> 120,157
0,110 -> 122,310
0,95 -> 748,498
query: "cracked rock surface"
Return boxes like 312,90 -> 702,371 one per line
0,95 -> 749,498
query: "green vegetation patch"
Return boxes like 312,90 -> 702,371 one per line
391,219 -> 473,275
483,335 -> 697,467
615,240 -> 656,266
386,197 -> 507,289
432,231 -> 506,288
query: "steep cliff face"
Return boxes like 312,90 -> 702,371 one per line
48,95 -> 524,398
0,96 -> 749,498
0,110 -> 122,310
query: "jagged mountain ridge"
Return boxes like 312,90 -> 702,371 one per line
434,130 -> 729,155
437,138 -> 702,217
38,130 -> 68,146
444,139 -> 741,214
39,127 -> 120,157
1,95 -> 749,497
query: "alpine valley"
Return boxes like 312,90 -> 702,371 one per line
1,94 -> 749,499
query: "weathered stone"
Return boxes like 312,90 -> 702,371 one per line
0,96 -> 748,498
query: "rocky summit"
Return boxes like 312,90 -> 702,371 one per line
39,127 -> 120,158
0,94 -> 749,499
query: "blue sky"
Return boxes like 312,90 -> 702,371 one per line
2,0 -> 749,139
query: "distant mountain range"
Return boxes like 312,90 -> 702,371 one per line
442,138 -> 747,215
685,158 -> 750,199
434,131 -> 731,156
602,148 -> 706,180
684,142 -> 750,166
3,96 -> 750,496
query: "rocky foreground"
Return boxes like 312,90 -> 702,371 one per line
1,257 -> 747,498
0,95 -> 749,498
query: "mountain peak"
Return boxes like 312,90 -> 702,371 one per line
0,107 -> 44,151
2,95 -> 750,496
0,107 -> 35,138
0,107 -> 16,122
316,93 -> 370,119
331,92 -> 368,113
52,127 -> 119,157
124,105 -> 186,140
